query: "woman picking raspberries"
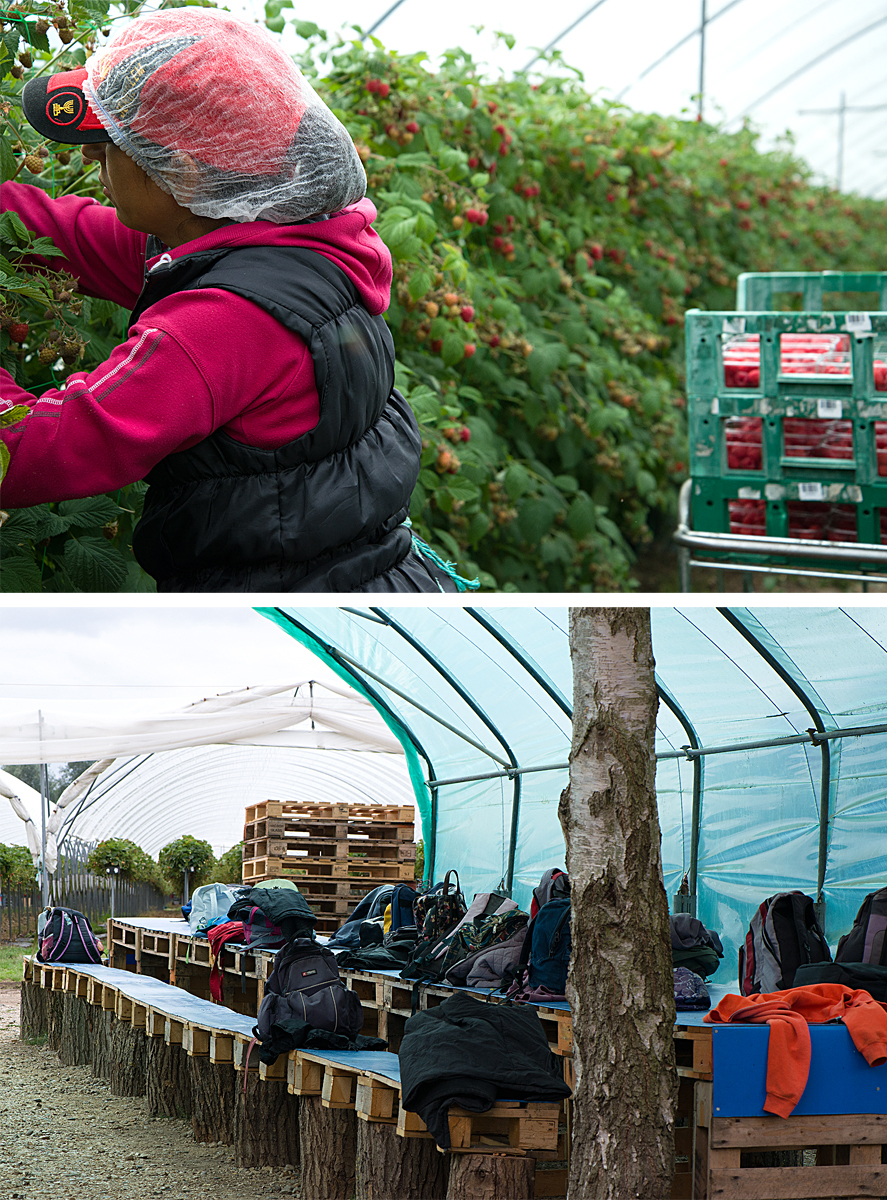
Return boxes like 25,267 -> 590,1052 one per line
0,9 -> 460,592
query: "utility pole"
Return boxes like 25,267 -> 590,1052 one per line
798,94 -> 887,190
698,0 -> 707,121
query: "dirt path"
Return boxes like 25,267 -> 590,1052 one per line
0,981 -> 301,1200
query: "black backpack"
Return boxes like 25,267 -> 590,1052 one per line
255,938 -> 363,1042
739,891 -> 831,995
37,906 -> 103,964
835,886 -> 887,965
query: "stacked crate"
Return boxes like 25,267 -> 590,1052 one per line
684,271 -> 887,561
241,800 -> 416,934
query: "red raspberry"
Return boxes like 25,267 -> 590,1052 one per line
489,335 -> 500,348
8,322 -> 29,343
377,82 -> 390,98
460,306 -> 475,322
405,121 -> 419,133
463,343 -> 476,358
460,426 -> 471,442
467,157 -> 479,168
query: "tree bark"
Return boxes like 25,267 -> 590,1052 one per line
46,990 -> 66,1052
445,1153 -> 535,1200
560,607 -> 676,1200
190,1058 -> 237,1145
91,1010 -> 116,1080
299,1094 -> 356,1198
146,1038 -> 193,1119
59,993 -> 93,1066
20,980 -> 48,1041
233,1074 -> 300,1168
110,1021 -> 147,1097
356,1119 -> 449,1200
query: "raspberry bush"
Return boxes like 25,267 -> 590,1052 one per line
4,4 -> 887,590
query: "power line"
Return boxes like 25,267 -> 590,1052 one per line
361,0 -> 406,41
729,12 -> 887,123
616,0 -> 746,101
520,0 -> 611,73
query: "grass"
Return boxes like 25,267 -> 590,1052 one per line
0,941 -> 34,982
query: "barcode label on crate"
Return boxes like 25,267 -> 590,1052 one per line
817,398 -> 843,419
722,317 -> 746,335
844,312 -> 873,333
737,488 -> 761,500
798,482 -> 824,501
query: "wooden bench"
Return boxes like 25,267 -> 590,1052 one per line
21,957 -> 569,1199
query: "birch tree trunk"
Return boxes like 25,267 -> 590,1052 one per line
560,607 -> 676,1200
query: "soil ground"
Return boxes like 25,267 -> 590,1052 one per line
0,981 -> 302,1200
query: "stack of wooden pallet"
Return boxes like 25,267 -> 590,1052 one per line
241,800 -> 416,934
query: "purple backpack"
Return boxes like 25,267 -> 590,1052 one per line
243,905 -> 287,951
37,907 -> 103,964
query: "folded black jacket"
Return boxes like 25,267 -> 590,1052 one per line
335,941 -> 414,972
398,992 -> 572,1149
228,887 -> 316,942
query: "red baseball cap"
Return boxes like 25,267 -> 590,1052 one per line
22,67 -> 111,143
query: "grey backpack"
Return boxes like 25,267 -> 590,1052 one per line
255,938 -> 363,1041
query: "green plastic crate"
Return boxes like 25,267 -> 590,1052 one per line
736,271 -> 887,312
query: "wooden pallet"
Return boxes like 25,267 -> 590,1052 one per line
243,836 -> 417,861
674,1025 -> 713,1080
694,1081 -> 887,1199
244,801 -> 414,826
242,856 -> 416,883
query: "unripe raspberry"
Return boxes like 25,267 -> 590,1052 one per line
424,301 -> 439,318
24,155 -> 44,174
19,50 -> 32,68
38,344 -> 57,365
443,293 -> 459,306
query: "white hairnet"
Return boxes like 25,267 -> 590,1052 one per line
82,10 -> 366,223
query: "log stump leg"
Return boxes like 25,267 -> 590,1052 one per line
445,1152 -> 535,1200
146,1039 -> 194,1119
58,993 -> 93,1067
356,1119 -> 449,1200
20,980 -> 48,1041
299,1094 -> 357,1199
233,1073 -> 300,1169
91,1010 -> 116,1080
190,1058 -> 237,1145
47,990 -> 66,1052
110,1021 -> 147,1097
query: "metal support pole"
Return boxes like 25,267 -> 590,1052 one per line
698,0 -> 707,121
38,710 -> 49,908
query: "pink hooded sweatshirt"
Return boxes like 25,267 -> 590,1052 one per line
0,182 -> 393,509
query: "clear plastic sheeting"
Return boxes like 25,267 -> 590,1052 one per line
264,606 -> 887,981
63,744 -> 413,858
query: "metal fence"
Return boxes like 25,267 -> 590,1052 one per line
0,837 -> 168,941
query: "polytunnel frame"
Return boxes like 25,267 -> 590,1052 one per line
262,607 -> 887,919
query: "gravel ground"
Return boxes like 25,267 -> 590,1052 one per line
0,981 -> 302,1200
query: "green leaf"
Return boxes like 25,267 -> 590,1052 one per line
392,152 -> 433,169
121,562 -> 157,592
504,463 -> 532,500
527,342 -> 566,389
57,495 -> 122,530
408,267 -> 434,300
0,138 -> 17,184
424,124 -> 441,152
567,495 -> 597,538
454,86 -> 474,108
63,535 -> 128,592
554,475 -> 579,494
441,331 -> 466,366
518,498 -> 558,544
407,386 -> 441,423
0,211 -> 32,247
443,476 -> 480,504
294,19 -> 321,38
0,553 -> 42,592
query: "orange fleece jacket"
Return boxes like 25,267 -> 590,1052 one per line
704,984 -> 887,1118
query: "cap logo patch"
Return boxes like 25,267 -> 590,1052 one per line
47,89 -> 86,127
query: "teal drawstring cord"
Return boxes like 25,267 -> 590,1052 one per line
405,521 -> 480,592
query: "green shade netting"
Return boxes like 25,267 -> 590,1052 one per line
260,606 -> 887,981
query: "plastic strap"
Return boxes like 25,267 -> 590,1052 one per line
242,1035 -> 259,1092
403,521 -> 480,592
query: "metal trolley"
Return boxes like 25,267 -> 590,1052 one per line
676,271 -> 887,590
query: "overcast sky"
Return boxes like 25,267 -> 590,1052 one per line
221,0 -> 887,198
0,607 -> 343,723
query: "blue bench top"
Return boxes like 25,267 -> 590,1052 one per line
60,963 -> 256,1036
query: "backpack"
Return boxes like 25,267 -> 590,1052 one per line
242,904 -> 287,951
739,891 -> 832,995
401,890 -> 518,985
793,960 -> 887,1001
443,911 -> 529,985
388,883 -> 417,932
255,938 -> 363,1043
188,883 -> 238,935
37,906 -> 103,964
505,870 -> 573,997
414,871 -> 466,941
835,887 -> 887,965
